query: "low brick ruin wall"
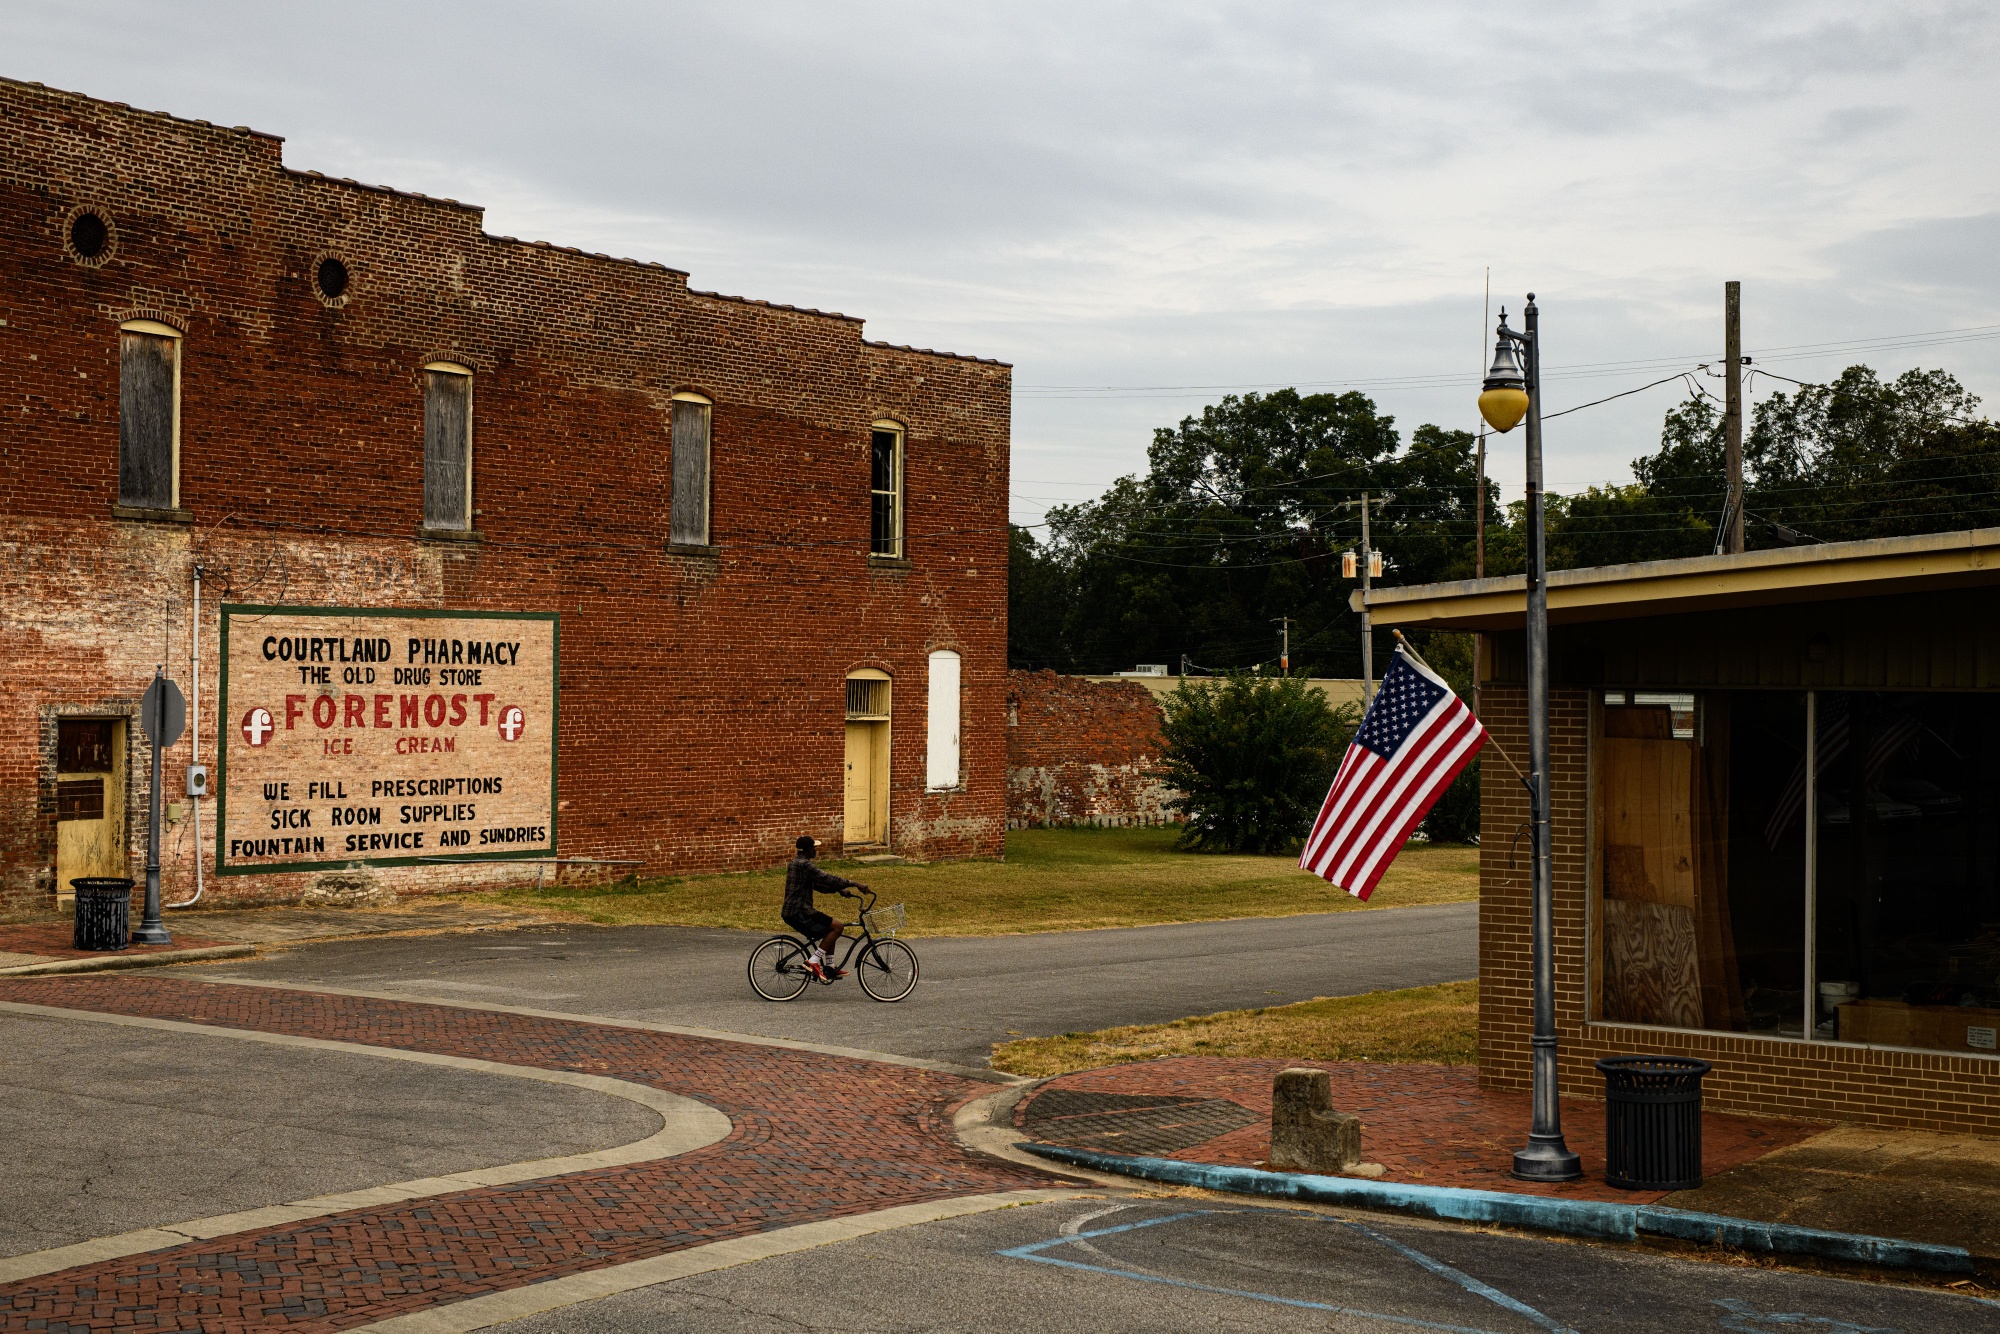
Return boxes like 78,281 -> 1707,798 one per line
1006,671 -> 1180,828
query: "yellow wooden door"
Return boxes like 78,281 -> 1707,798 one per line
843,721 -> 890,845
56,718 -> 126,903
865,720 -> 890,844
844,722 -> 872,843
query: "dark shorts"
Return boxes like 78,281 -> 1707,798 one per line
785,909 -> 835,941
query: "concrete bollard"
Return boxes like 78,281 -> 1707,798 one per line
1269,1067 -> 1383,1177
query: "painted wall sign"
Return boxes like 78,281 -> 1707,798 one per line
217,605 -> 558,875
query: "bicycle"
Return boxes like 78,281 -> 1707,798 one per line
747,888 -> 919,1002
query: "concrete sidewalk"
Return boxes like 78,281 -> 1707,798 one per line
1012,1056 -> 2000,1261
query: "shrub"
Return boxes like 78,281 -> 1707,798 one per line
1156,674 -> 1356,854
1421,755 -> 1480,844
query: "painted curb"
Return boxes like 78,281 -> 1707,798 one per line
1018,1143 -> 1976,1274
0,943 -> 256,976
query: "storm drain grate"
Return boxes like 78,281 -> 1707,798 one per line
1022,1089 -> 1259,1157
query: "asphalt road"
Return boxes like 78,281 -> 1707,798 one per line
200,902 -> 1478,1068
491,1197 -> 2000,1333
0,1007 -> 657,1259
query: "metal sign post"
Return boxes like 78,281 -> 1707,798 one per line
136,667 -> 186,945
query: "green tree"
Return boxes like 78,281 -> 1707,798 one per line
1746,366 -> 1995,542
1029,390 -> 1493,677
1155,674 -> 1356,853
1008,524 -> 1075,670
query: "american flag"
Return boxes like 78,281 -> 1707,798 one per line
1762,695 -> 1923,850
1300,647 -> 1487,900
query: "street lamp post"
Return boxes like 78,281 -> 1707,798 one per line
1478,294 -> 1582,1183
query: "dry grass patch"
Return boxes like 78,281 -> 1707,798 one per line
990,979 -> 1479,1079
475,827 -> 1479,937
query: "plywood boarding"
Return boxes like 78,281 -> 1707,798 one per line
1601,736 -> 1696,911
1603,898 -> 1703,1028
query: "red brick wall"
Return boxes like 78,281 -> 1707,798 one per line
1005,671 -> 1178,828
1477,684 -> 2000,1136
0,78 -> 1010,912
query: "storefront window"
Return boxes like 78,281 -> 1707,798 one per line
1596,689 -> 2000,1055
1595,690 -> 1805,1035
1813,693 -> 2000,1054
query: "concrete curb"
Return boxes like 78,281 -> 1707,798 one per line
0,1000 -> 731,1286
0,943 -> 256,976
1018,1143 -> 1977,1275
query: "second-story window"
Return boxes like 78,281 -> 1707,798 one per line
423,363 -> 473,531
670,392 -> 712,547
871,421 -> 904,557
119,319 -> 182,510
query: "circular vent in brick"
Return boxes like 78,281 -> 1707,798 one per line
315,256 -> 350,302
63,207 -> 116,266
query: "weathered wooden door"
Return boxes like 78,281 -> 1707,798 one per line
843,721 -> 889,845
56,718 -> 126,902
844,722 -> 872,842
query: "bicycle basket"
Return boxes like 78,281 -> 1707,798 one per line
863,903 -> 907,938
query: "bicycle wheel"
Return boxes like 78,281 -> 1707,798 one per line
748,936 -> 810,1001
856,938 -> 919,1002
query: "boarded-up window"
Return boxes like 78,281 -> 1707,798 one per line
424,368 -> 472,530
926,650 -> 961,790
871,426 -> 902,557
58,779 -> 106,822
671,396 -> 711,546
58,720 -> 116,773
119,330 -> 178,508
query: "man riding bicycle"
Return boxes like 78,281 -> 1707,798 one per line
783,836 -> 866,981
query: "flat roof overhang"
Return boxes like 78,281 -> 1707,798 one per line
1357,526 -> 2000,631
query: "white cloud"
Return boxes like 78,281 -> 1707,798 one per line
7,0 -> 1998,517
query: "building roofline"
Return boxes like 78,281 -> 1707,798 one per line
284,167 -> 482,214
863,339 -> 1012,369
3,75 -> 285,142
1358,526 -> 2000,630
686,288 -> 864,325
6,75 -> 1012,357
483,233 -> 690,276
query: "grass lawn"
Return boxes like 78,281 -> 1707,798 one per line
989,979 -> 1479,1078
471,826 -> 1479,937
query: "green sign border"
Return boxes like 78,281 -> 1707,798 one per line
216,604 -> 560,877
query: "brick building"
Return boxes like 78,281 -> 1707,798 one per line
1363,530 -> 2000,1137
1,77 -> 1009,914
1005,671 -> 1177,828
1003,671 -> 1366,829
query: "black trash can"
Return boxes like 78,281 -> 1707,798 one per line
1596,1054 -> 1711,1191
70,877 -> 134,951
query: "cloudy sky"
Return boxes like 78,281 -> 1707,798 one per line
11,3 -> 1999,528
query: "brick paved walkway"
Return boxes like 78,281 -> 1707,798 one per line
0,922 -> 235,964
1017,1057 -> 1820,1203
0,975 -> 1054,1332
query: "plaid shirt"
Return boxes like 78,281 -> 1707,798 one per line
783,857 -> 856,920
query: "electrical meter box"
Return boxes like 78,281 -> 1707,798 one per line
186,764 -> 208,798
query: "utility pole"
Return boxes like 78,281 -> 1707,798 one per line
1273,617 -> 1291,676
1724,280 -> 1745,555
1341,493 -> 1388,701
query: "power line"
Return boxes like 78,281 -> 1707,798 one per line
1014,320 -> 2000,399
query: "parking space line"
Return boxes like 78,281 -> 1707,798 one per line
1342,1220 -> 1581,1334
998,1213 -> 1508,1334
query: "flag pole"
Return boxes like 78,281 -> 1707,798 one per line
1390,629 -> 1529,790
